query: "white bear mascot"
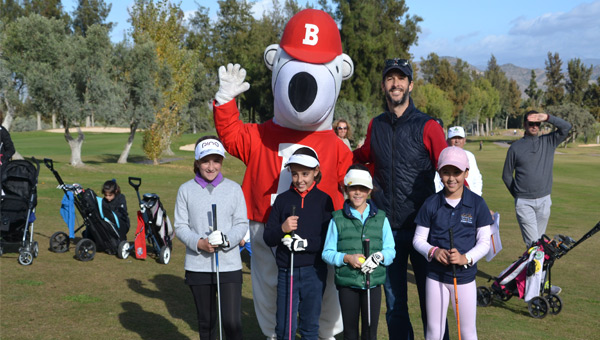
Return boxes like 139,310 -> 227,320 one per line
213,9 -> 354,340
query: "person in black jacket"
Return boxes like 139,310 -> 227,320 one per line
353,59 -> 448,340
263,147 -> 334,340
1,125 -> 16,194
102,179 -> 130,240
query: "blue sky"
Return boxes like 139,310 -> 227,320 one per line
63,0 -> 600,69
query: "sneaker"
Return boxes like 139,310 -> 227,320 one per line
550,285 -> 562,295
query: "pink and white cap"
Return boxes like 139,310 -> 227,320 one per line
437,146 -> 469,171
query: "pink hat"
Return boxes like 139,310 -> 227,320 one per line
437,146 -> 469,171
279,9 -> 342,64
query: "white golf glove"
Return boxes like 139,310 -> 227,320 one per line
361,252 -> 383,274
214,63 -> 250,105
281,234 -> 307,252
208,230 -> 229,247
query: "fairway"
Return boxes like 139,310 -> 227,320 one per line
1,131 -> 599,340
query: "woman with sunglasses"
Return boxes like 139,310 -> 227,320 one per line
333,119 -> 352,150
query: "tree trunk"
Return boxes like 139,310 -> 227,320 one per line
153,157 -> 159,165
64,125 -> 85,167
505,115 -> 509,130
85,116 -> 91,127
118,122 -> 138,164
2,96 -> 15,130
52,114 -> 57,129
192,123 -> 197,134
37,112 -> 42,130
91,112 -> 95,127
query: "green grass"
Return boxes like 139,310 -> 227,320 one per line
1,130 -> 599,339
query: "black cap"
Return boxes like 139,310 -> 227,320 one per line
382,58 -> 413,82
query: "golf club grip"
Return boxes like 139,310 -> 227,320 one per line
449,228 -> 456,275
212,204 -> 217,231
290,205 -> 296,237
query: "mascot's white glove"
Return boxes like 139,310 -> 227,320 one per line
214,63 -> 250,105
361,252 -> 383,274
208,230 -> 230,248
281,234 -> 307,252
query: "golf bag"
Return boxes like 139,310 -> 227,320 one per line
0,158 -> 40,265
128,177 -> 173,264
44,158 -> 125,261
477,221 -> 600,318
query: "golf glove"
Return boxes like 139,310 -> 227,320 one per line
361,252 -> 383,274
281,234 -> 307,252
208,230 -> 230,247
214,63 -> 250,105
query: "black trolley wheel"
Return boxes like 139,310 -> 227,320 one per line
546,293 -> 563,315
158,246 -> 171,265
75,238 -> 96,262
33,241 -> 39,258
117,241 -> 130,260
477,286 -> 493,307
528,296 -> 550,319
49,231 -> 70,253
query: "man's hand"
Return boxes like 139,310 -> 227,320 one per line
214,63 -> 250,105
527,112 -> 549,122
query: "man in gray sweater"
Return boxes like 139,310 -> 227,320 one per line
502,110 -> 572,247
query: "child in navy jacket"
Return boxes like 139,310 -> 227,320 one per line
263,147 -> 333,340
413,146 -> 493,340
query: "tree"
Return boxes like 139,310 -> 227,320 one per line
484,54 -> 509,130
565,58 -> 592,106
462,78 -> 500,136
412,83 -> 454,127
72,0 -> 113,36
544,52 -> 564,107
505,79 -> 521,128
113,39 -> 162,163
0,53 -> 23,130
524,70 -> 543,108
129,0 -> 198,164
333,0 -> 422,109
333,98 -> 374,145
583,76 -> 600,121
546,103 -> 595,144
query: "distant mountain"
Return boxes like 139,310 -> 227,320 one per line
416,56 -> 599,99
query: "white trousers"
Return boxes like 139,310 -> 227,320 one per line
425,278 -> 478,340
250,221 -> 343,339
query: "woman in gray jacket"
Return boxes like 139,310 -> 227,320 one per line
174,136 -> 248,340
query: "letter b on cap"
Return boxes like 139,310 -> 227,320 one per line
302,23 -> 319,46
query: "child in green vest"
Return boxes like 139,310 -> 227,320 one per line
322,164 -> 396,340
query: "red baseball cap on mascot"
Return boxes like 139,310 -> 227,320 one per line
280,9 -> 342,64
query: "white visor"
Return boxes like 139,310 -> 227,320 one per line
344,169 -> 373,189
195,139 -> 226,160
285,154 -> 319,168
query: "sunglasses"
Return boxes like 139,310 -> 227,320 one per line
528,122 -> 541,127
385,58 -> 410,67
337,126 -> 348,130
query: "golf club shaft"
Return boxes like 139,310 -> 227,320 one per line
289,205 -> 296,340
449,228 -> 462,340
365,238 -> 371,336
212,204 -> 223,340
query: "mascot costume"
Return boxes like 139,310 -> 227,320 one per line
213,9 -> 353,340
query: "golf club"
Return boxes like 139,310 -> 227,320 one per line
449,228 -> 462,340
212,204 -> 223,340
288,205 -> 296,340
364,238 -> 371,340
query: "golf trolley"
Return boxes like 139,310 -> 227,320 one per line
1,158 -> 40,265
477,221 -> 600,318
125,177 -> 173,264
44,158 -> 126,261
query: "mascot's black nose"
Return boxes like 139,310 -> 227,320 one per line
288,72 -> 317,112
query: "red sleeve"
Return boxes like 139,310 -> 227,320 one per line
423,119 -> 447,169
213,100 -> 255,165
353,118 -> 374,164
